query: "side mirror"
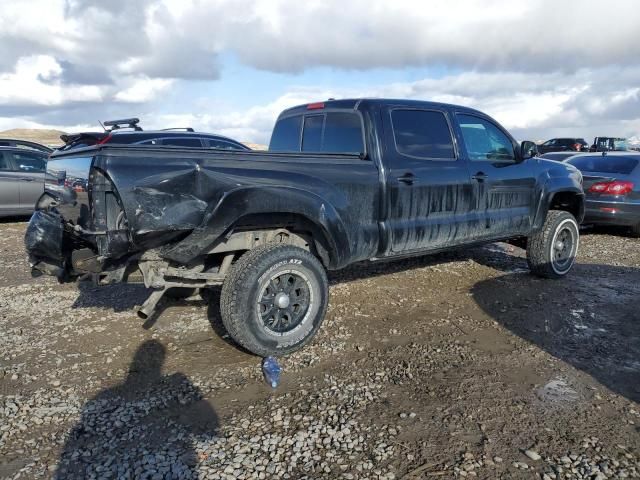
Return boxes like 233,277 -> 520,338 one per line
520,141 -> 538,160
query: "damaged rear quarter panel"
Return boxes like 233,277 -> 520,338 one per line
96,148 -> 382,266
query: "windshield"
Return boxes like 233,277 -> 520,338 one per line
595,137 -> 627,151
613,139 -> 627,150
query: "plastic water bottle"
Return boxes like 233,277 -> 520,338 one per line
262,356 -> 281,388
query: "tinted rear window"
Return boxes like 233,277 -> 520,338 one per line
302,115 -> 323,151
269,115 -> 302,151
568,155 -> 639,174
271,112 -> 364,154
322,112 -> 363,153
391,110 -> 455,159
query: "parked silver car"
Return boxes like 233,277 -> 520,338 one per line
0,144 -> 48,217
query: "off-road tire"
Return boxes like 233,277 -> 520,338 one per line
527,210 -> 579,279
220,243 -> 329,356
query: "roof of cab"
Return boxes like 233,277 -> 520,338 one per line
278,98 -> 486,118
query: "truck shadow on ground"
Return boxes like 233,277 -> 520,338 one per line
68,243 -> 526,351
71,281 -> 151,312
55,340 -> 219,479
329,242 -> 523,285
471,259 -> 640,404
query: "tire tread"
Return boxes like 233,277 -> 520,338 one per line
220,243 -> 328,356
527,210 -> 578,279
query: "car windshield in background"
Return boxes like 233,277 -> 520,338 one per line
613,139 -> 628,150
567,155 -> 639,175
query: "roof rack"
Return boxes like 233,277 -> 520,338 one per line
103,118 -> 142,132
159,127 -> 195,132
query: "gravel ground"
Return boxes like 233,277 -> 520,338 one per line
0,219 -> 638,479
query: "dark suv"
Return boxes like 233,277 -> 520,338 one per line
538,138 -> 588,154
589,137 -> 627,152
58,118 -> 250,152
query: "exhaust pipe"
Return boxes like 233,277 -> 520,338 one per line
136,288 -> 166,320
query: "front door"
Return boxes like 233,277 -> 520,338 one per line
454,113 -> 536,239
382,107 -> 476,254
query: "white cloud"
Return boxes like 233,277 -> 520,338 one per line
2,0 -> 640,79
0,0 -> 638,144
113,77 -> 173,103
0,55 -> 105,106
138,68 -> 640,144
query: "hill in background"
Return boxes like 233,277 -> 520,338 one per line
0,128 -> 66,146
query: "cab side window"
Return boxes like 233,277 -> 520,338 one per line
457,114 -> 516,162
391,109 -> 456,159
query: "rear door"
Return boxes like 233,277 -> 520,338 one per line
8,151 -> 46,210
454,113 -> 536,239
0,152 -> 21,214
382,107 -> 476,253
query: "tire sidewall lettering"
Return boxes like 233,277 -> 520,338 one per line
253,258 -> 323,350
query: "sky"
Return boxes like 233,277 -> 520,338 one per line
1,0 -> 639,145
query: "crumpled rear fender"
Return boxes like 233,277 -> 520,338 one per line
161,186 -> 350,268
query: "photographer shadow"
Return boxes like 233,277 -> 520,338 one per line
55,340 -> 219,479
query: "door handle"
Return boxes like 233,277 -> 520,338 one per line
397,172 -> 416,185
20,177 -> 35,182
472,172 -> 488,182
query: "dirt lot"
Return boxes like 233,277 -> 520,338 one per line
1,219 -> 639,479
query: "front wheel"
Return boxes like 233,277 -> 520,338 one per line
527,210 -> 579,279
220,244 -> 329,356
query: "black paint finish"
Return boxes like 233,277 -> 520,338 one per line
32,98 -> 584,273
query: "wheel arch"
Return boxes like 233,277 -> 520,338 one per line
533,186 -> 585,231
162,186 -> 351,268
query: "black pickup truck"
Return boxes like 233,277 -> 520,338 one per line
26,98 -> 584,356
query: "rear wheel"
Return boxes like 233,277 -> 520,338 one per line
527,210 -> 579,278
220,243 -> 329,356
